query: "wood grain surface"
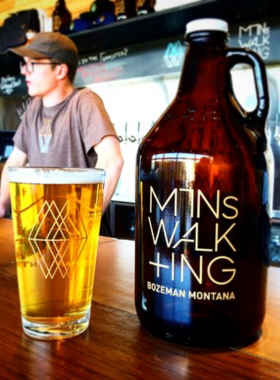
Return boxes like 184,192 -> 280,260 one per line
0,218 -> 280,380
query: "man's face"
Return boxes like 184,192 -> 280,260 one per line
20,58 -> 61,98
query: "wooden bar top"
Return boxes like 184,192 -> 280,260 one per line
0,218 -> 280,379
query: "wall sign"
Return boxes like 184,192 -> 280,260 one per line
229,16 -> 280,62
74,16 -> 280,88
74,37 -> 186,88
0,75 -> 22,96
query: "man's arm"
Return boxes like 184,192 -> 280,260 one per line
94,136 -> 124,212
0,147 -> 28,218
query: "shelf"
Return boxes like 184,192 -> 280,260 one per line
0,0 -> 279,74
70,0 -> 280,55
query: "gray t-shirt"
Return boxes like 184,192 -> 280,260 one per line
13,88 -> 117,168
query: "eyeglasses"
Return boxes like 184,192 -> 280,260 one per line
20,61 -> 61,74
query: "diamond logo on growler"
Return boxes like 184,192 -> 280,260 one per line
135,19 -> 270,346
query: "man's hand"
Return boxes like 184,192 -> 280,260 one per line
94,135 -> 124,212
0,147 -> 28,218
0,203 -> 6,218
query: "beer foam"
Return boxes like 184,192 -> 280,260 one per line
8,167 -> 105,184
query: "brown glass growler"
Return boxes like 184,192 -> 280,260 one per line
135,19 -> 270,346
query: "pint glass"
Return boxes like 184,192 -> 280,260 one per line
8,167 -> 105,340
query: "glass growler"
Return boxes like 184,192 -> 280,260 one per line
135,19 -> 270,346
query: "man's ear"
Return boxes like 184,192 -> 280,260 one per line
56,63 -> 69,80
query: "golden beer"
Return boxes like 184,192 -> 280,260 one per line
8,167 -> 105,340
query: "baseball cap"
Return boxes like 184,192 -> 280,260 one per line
8,32 -> 79,69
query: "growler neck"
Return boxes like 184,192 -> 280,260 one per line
186,31 -> 228,52
177,32 -> 228,96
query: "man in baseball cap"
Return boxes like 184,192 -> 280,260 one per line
9,32 -> 79,82
0,32 -> 124,233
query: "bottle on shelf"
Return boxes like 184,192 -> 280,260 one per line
114,0 -> 136,20
52,0 -> 72,32
85,0 -> 116,26
136,0 -> 156,15
135,18 -> 270,346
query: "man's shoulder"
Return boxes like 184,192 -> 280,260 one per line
72,87 -> 91,97
28,96 -> 42,108
71,87 -> 103,106
21,96 -> 41,120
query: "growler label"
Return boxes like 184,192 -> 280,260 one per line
145,186 -> 238,296
114,0 -> 126,15
138,150 -> 247,305
147,281 -> 236,300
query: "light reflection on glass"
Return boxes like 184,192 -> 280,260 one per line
148,152 -> 214,324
